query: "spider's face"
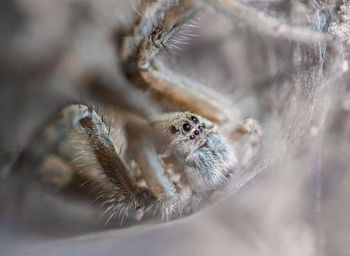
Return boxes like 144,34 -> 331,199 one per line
166,112 -> 212,156
164,112 -> 237,189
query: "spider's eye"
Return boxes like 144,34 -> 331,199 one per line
191,116 -> 198,123
151,29 -> 162,47
170,125 -> 178,134
183,123 -> 191,132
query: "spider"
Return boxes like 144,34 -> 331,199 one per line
8,0 -> 338,224
61,104 -> 260,221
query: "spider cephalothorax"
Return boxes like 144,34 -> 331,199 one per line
156,112 -> 237,191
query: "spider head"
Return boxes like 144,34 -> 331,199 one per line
165,112 -> 237,189
166,112 -> 212,153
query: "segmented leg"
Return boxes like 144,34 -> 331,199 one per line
119,0 -> 201,75
230,118 -> 261,141
84,69 -> 160,120
230,118 -> 262,167
119,0 -> 235,124
11,104 -> 157,218
125,118 -> 192,218
77,106 -> 143,206
126,120 -> 176,200
140,60 -> 232,123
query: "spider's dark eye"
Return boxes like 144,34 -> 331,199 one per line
170,125 -> 177,134
191,116 -> 198,123
151,30 -> 162,47
183,123 -> 191,132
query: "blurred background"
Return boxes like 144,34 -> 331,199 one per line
0,0 -> 349,255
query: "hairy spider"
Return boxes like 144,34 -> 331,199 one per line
9,0 -> 340,224
12,103 -> 260,222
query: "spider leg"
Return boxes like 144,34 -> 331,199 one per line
84,69 -> 161,120
128,131 -> 176,201
140,60 -> 232,123
229,118 -> 263,170
126,119 -> 191,218
230,118 -> 261,141
119,0 -> 234,124
119,0 -> 200,76
78,106 -> 138,202
11,104 -> 157,217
